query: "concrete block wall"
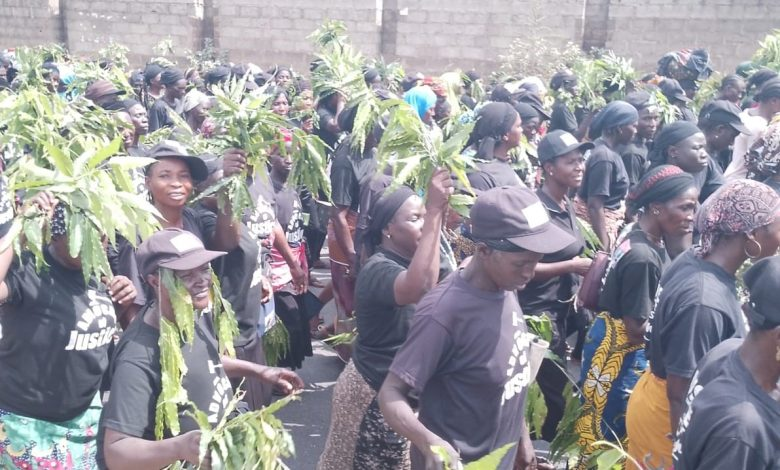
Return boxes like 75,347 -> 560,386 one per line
60,0 -> 201,65
392,0 -> 585,72
0,0 -> 62,47
1,0 -> 779,76
213,0 -> 380,69
606,0 -> 780,73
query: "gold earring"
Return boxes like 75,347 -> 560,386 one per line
745,238 -> 762,259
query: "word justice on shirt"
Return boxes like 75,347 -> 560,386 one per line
502,310 -> 533,406
64,289 -> 117,351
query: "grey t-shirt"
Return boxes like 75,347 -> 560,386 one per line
646,249 -> 745,380
673,344 -> 780,470
390,271 -> 532,469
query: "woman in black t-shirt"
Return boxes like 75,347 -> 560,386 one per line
144,140 -> 241,253
518,130 -> 593,441
319,170 -> 453,470
100,228 -> 303,470
0,192 -> 136,469
674,256 -> 780,470
576,101 -> 638,251
627,179 -> 780,470
577,165 -> 698,454
464,102 -> 525,190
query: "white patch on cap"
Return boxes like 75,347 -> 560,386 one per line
169,232 -> 202,254
523,201 -> 550,229
559,132 -> 578,147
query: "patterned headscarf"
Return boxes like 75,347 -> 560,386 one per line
746,119 -> 780,179
695,179 -> 780,255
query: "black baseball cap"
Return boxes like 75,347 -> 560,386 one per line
537,130 -> 595,164
660,78 -> 691,103
469,186 -> 576,254
146,140 -> 210,182
742,256 -> 780,329
699,100 -> 750,135
137,228 -> 226,277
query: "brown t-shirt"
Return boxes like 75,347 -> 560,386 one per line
390,271 -> 532,469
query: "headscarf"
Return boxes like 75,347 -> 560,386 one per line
550,70 -> 577,91
626,165 -> 695,213
205,66 -> 231,86
403,86 -> 436,120
625,90 -> 654,111
514,102 -> 539,122
122,98 -> 143,111
648,121 -> 701,167
466,102 -> 519,159
160,68 -> 184,87
143,63 -> 163,85
366,185 -> 417,247
589,100 -> 639,139
695,179 -> 780,256
182,89 -> 209,114
746,120 -> 780,179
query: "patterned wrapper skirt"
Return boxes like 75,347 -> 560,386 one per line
574,313 -> 647,468
626,371 -> 672,470
574,197 -> 626,249
318,361 -> 410,470
0,394 -> 102,470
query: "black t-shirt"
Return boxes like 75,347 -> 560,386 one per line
549,100 -> 578,134
98,308 -> 232,461
518,190 -> 585,317
646,249 -> 745,380
598,226 -> 669,321
578,138 -> 630,210
673,338 -> 741,464
0,250 -> 117,421
213,225 -> 261,347
690,157 -> 725,203
330,139 -> 378,212
272,179 -> 305,245
315,107 -> 340,152
763,177 -> 780,197
352,250 -> 413,390
473,159 -> 524,188
147,98 -> 177,133
390,272 -> 532,469
673,347 -> 780,470
617,138 -> 649,189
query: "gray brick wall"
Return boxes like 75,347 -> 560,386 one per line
1,0 -> 778,76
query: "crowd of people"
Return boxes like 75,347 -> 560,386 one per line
0,34 -> 779,470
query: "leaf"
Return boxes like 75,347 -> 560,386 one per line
464,443 -> 516,469
524,382 -> 547,440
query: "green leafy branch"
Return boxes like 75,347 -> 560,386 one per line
431,442 -> 516,470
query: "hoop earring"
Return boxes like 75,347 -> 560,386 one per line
745,238 -> 762,259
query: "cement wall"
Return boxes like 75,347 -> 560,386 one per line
1,0 -> 778,76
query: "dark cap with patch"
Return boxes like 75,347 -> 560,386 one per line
469,186 -> 575,254
698,100 -> 750,135
137,228 -> 225,277
538,130 -> 594,164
